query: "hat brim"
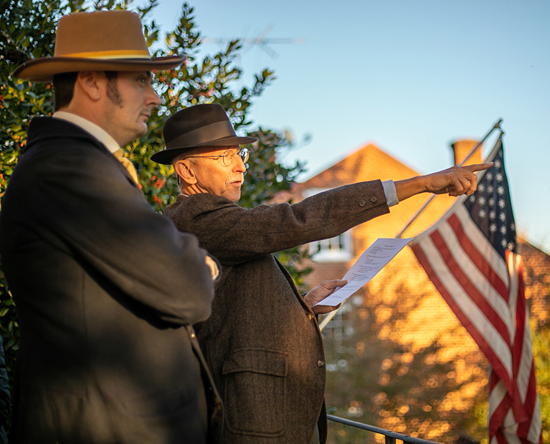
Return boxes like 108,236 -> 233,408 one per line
150,135 -> 257,165
13,54 -> 186,82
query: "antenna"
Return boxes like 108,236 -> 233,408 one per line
202,24 -> 305,59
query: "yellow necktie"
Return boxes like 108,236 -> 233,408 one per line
113,149 -> 139,184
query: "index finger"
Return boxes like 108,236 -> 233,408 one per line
463,162 -> 493,172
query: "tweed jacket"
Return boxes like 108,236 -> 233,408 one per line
165,182 -> 390,444
0,117 -> 222,444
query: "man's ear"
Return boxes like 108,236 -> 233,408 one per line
174,159 -> 197,185
76,71 -> 103,102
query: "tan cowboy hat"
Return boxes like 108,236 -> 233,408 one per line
151,104 -> 257,165
13,10 -> 186,82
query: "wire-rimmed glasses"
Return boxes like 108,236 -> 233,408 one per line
185,148 -> 249,167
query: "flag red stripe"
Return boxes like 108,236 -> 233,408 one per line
489,386 -> 512,436
411,141 -> 541,444
430,229 -> 511,347
508,254 -> 532,425
511,256 -> 526,379
517,363 -> 539,441
515,264 -> 540,442
495,428 -> 509,444
448,213 -> 509,302
490,367 -> 500,391
412,243 -> 513,391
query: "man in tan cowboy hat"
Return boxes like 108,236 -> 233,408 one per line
151,103 -> 492,444
0,11 -> 222,444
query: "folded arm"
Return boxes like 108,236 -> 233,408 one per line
29,143 -> 215,325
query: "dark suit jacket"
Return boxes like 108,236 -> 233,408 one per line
165,183 -> 389,444
0,117 -> 222,444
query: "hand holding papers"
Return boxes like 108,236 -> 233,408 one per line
304,279 -> 348,314
313,238 -> 412,307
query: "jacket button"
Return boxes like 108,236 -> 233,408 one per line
317,360 -> 325,367
370,196 -> 378,203
359,199 -> 366,207
308,313 -> 314,320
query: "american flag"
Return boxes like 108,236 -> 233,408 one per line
410,137 -> 542,444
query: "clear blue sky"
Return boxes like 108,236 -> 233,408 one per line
151,0 -> 550,252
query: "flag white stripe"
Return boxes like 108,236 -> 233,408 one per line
439,222 -> 512,334
502,430 -> 522,444
412,140 -> 541,443
507,252 -> 533,401
488,378 -> 508,418
507,253 -> 519,335
454,205 -> 510,286
509,252 -> 541,444
503,408 -> 518,431
517,316 -> 533,402
419,237 -> 513,376
528,395 -> 542,443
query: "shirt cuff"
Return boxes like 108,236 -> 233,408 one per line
382,180 -> 399,207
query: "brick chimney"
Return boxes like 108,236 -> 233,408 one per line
450,139 -> 482,166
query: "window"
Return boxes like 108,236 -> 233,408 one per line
309,232 -> 353,262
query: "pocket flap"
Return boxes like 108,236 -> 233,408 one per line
222,348 -> 287,377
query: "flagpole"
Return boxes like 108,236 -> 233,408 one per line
395,119 -> 503,239
319,305 -> 338,331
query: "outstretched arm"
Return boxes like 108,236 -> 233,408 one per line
394,162 -> 492,202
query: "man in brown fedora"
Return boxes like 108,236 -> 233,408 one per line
151,103 -> 492,444
0,11 -> 222,444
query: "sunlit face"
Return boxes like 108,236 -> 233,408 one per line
103,71 -> 161,146
186,146 -> 247,202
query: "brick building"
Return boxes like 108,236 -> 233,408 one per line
281,141 -> 549,442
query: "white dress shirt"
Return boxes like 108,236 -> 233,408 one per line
53,111 -> 120,153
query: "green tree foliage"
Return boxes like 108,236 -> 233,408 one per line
0,0 -> 306,392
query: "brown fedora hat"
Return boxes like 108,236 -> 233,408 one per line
13,10 -> 185,82
151,104 -> 257,165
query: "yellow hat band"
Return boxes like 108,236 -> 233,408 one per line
59,49 -> 151,59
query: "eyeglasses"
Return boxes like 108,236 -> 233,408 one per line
184,148 -> 249,167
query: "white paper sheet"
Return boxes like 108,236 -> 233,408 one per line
313,237 -> 412,306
